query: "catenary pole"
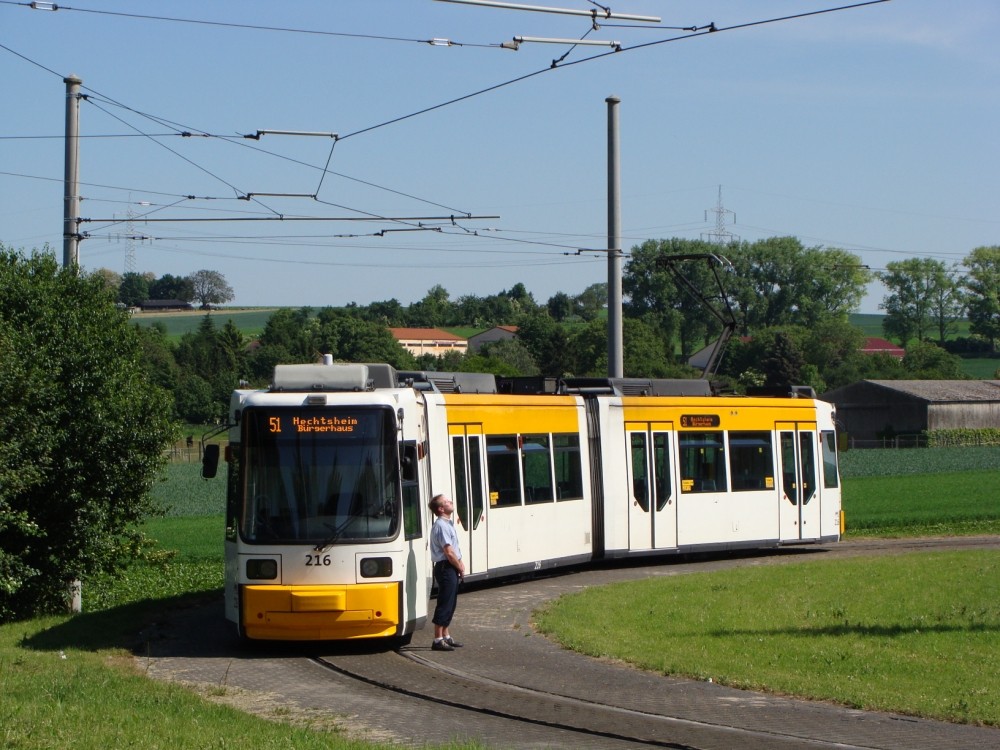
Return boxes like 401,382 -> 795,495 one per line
606,95 -> 623,378
63,75 -> 82,270
63,76 -> 84,613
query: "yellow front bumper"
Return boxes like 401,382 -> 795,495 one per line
241,583 -> 400,641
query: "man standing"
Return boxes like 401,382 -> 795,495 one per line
429,494 -> 464,651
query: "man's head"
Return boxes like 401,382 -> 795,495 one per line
429,494 -> 453,517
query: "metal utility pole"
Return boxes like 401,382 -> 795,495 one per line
63,75 -> 82,270
606,95 -> 623,378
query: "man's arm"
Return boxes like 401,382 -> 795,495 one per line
442,543 -> 465,575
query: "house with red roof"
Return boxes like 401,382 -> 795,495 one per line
389,327 -> 468,358
860,337 -> 906,359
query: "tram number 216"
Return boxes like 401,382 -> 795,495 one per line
305,554 -> 332,567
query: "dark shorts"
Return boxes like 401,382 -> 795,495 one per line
432,560 -> 460,627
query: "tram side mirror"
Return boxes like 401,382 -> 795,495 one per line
400,443 -> 418,483
202,443 -> 220,479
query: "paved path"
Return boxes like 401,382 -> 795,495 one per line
139,538 -> 1000,749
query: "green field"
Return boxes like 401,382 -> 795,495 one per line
960,357 -> 1000,379
131,308 -> 276,339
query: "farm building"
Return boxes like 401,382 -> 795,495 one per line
467,325 -> 518,352
140,299 -> 194,312
389,327 -> 468,358
821,379 -> 1000,444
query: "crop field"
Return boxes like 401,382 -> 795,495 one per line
130,308 -> 276,339
960,357 -> 1000,378
838,444 -> 999,476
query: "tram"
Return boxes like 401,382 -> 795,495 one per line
202,358 -> 843,643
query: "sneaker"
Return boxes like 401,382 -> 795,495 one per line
431,639 -> 454,652
445,637 -> 463,648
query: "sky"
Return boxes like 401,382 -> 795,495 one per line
1,0 -> 997,313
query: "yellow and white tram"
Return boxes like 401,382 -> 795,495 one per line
202,359 -> 843,643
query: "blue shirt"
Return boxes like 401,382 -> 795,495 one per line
430,515 -> 461,564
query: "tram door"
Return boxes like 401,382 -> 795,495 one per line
625,422 -> 677,551
449,424 -> 488,575
776,422 -> 820,541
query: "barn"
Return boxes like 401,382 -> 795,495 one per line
821,380 -> 1000,445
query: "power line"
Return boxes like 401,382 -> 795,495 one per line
4,0 -> 501,48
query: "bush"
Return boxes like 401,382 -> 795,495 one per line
926,428 -> 1000,447
0,248 -> 177,620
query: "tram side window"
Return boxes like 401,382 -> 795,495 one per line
679,432 -> 727,493
225,450 -> 240,542
401,441 -> 422,541
821,430 -> 840,489
452,436 -> 472,530
653,432 -> 672,511
728,432 -> 774,491
630,433 -> 650,512
523,434 -> 554,504
554,434 -> 584,501
468,435 -> 486,528
487,436 -> 522,508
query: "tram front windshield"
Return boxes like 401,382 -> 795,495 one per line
240,406 -> 400,545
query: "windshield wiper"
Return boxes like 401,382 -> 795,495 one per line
314,518 -> 353,552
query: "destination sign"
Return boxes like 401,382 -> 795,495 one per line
680,414 -> 721,428
266,415 -> 359,434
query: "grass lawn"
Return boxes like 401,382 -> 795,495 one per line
535,550 -> 1000,725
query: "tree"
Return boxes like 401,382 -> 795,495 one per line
408,285 -> 451,327
722,327 -> 825,394
760,331 -> 806,390
902,340 -> 966,379
118,271 -> 153,307
314,308 -> 414,368
149,273 -> 195,302
0,247 -> 176,619
188,269 -> 235,308
574,283 -> 607,322
624,239 -> 723,361
516,312 -> 576,377
567,317 -> 687,378
173,316 -> 248,421
546,292 -> 574,322
727,238 -> 870,334
364,298 -> 408,326
879,258 -> 960,345
962,246 -> 1000,351
87,267 -> 122,294
475,338 -> 539,375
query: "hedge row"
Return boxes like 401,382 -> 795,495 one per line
925,428 -> 1000,447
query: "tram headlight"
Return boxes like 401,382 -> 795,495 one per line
359,557 -> 392,578
246,558 -> 278,580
